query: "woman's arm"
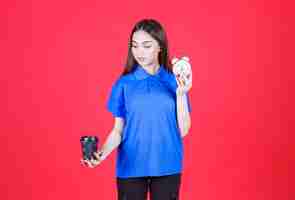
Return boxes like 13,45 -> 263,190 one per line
172,56 -> 192,138
176,93 -> 191,138
98,117 -> 125,160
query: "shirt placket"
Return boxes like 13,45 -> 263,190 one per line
147,78 -> 151,93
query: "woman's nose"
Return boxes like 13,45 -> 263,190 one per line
136,47 -> 146,55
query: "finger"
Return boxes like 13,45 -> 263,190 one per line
182,77 -> 186,86
186,73 -> 191,80
184,84 -> 192,92
176,76 -> 182,87
187,73 -> 192,84
182,74 -> 189,84
189,72 -> 192,81
185,82 -> 192,92
187,81 -> 192,90
179,75 -> 185,86
179,75 -> 186,86
183,73 -> 192,88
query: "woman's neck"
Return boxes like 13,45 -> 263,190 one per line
141,63 -> 160,75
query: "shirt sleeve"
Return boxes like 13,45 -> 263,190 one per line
106,79 -> 126,119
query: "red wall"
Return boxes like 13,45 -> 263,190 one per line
1,0 -> 292,199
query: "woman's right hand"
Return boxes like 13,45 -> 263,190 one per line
80,151 -> 104,168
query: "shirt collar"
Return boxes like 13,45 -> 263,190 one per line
133,64 -> 166,80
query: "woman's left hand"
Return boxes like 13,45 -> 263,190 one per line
175,73 -> 192,96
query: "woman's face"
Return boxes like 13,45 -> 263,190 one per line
131,30 -> 161,67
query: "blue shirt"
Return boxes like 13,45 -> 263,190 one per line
106,64 -> 192,178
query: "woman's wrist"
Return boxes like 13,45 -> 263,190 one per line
176,89 -> 187,97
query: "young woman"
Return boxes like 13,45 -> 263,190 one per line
81,19 -> 192,200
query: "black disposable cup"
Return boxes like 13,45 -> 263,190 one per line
80,136 -> 99,161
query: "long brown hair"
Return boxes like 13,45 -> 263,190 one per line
120,19 -> 172,77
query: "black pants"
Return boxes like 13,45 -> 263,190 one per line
116,173 -> 181,200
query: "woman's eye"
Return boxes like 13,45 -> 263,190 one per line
131,45 -> 151,48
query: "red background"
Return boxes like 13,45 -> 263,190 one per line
1,0 -> 293,199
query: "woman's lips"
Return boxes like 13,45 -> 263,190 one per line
137,57 -> 146,62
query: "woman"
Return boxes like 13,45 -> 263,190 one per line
81,19 -> 192,200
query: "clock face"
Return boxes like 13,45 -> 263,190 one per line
173,60 -> 191,76
173,59 -> 192,85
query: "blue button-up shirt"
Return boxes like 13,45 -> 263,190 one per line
106,64 -> 191,178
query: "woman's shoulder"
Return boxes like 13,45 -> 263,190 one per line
113,73 -> 135,87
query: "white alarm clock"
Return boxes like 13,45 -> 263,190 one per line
172,56 -> 192,85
